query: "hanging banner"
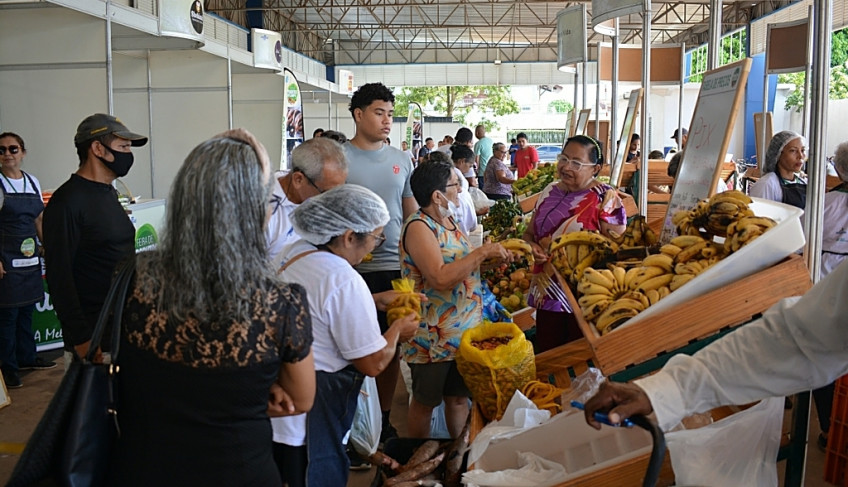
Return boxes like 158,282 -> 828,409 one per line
405,103 -> 424,151
766,18 -> 810,74
281,68 -> 304,170
591,0 -> 644,32
252,28 -> 283,71
557,5 -> 588,70
338,69 -> 355,95
159,0 -> 205,41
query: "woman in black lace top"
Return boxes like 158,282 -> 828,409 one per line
110,129 -> 316,486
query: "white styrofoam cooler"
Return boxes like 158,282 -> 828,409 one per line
622,197 -> 805,328
473,411 -> 652,481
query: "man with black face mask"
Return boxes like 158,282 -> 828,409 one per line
43,113 -> 147,366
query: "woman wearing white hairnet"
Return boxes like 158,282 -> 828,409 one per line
400,160 -> 512,439
276,184 -> 419,487
749,130 -> 807,208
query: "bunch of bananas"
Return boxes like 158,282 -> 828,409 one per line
657,235 -> 723,291
576,254 -> 675,334
386,293 -> 422,324
548,231 -> 618,286
672,190 -> 755,238
723,216 -> 778,253
498,238 -> 535,265
610,215 -> 659,248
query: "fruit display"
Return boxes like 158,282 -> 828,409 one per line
481,199 -> 526,240
573,193 -> 779,335
547,231 -> 619,287
482,261 -> 531,312
511,163 -> 557,197
609,214 -> 658,247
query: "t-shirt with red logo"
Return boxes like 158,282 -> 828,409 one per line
515,146 -> 539,179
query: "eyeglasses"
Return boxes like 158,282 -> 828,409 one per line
367,232 -> 386,248
269,194 -> 283,215
445,182 -> 460,188
294,168 -> 325,194
557,156 -> 596,171
0,145 -> 20,155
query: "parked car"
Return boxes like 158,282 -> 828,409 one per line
535,144 -> 562,163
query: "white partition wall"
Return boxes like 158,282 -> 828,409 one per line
0,7 -> 110,191
232,73 -> 285,167
146,50 -> 229,197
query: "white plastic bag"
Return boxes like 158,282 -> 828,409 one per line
468,186 -> 496,212
665,396 -> 783,487
349,376 -> 381,457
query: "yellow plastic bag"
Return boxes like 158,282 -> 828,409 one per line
386,278 -> 421,324
456,321 -> 536,421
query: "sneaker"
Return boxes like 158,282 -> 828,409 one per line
3,371 -> 22,389
346,446 -> 370,471
818,432 -> 829,452
19,357 -> 57,370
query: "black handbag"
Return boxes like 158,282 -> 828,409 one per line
7,258 -> 136,487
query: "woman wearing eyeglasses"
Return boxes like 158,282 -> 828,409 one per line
522,135 -> 627,352
276,184 -> 420,487
400,160 -> 511,439
0,132 -> 55,389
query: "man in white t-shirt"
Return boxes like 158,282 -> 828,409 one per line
265,138 -> 348,264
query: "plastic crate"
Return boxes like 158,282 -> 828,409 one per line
824,375 -> 848,486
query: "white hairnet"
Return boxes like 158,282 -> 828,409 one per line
291,184 -> 390,245
764,130 -> 806,174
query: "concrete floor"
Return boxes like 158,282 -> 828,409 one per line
0,352 -> 835,486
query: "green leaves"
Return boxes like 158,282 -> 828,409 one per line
393,85 -> 520,130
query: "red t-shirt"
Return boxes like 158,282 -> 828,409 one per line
515,146 -> 539,178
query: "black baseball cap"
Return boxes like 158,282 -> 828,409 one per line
74,113 -> 148,147
670,128 -> 688,140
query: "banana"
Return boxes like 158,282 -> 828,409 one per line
636,273 -> 674,293
623,267 -> 643,289
642,254 -> 674,273
674,240 -> 708,263
549,231 -> 612,253
571,251 -> 600,284
710,201 -> 742,215
576,244 -> 590,264
620,291 -> 650,310
711,190 -> 752,206
596,307 -> 639,335
643,226 -> 659,246
612,266 -> 627,291
631,219 -> 643,245
565,244 -> 579,269
675,261 -> 703,275
660,244 -> 682,258
599,268 -> 616,286
501,238 -> 535,264
583,268 -> 615,290
701,245 -> 718,259
582,298 -> 612,322
629,266 -> 667,289
646,289 -> 661,306
658,286 -> 671,299
576,281 -> 613,297
672,210 -> 691,226
670,235 -> 705,248
579,292 -> 612,309
670,273 -> 696,291
737,216 -> 777,229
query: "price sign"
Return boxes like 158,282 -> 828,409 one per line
659,58 -> 752,243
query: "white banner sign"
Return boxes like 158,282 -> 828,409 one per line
557,5 -> 587,69
252,29 -> 282,71
159,0 -> 205,41
591,0 -> 644,31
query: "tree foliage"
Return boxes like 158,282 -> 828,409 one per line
548,100 -> 574,113
689,30 -> 747,83
779,28 -> 848,112
393,85 -> 520,130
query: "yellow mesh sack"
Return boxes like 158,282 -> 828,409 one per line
456,321 -> 536,421
386,278 -> 421,324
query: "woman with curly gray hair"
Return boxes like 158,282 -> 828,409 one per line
750,130 -> 808,208
110,129 -> 316,486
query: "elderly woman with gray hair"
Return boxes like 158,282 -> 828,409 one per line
277,184 -> 419,487
111,129 -> 316,486
750,130 -> 808,208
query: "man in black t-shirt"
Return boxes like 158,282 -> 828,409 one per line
43,114 -> 148,364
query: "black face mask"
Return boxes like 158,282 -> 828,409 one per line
97,144 -> 134,177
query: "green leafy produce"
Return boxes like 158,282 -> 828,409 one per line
482,199 -> 526,240
512,164 -> 557,196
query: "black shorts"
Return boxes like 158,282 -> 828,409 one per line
360,270 -> 401,333
408,361 -> 470,407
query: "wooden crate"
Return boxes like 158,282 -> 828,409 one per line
563,253 -> 812,376
518,192 -> 540,213
511,306 -> 535,331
